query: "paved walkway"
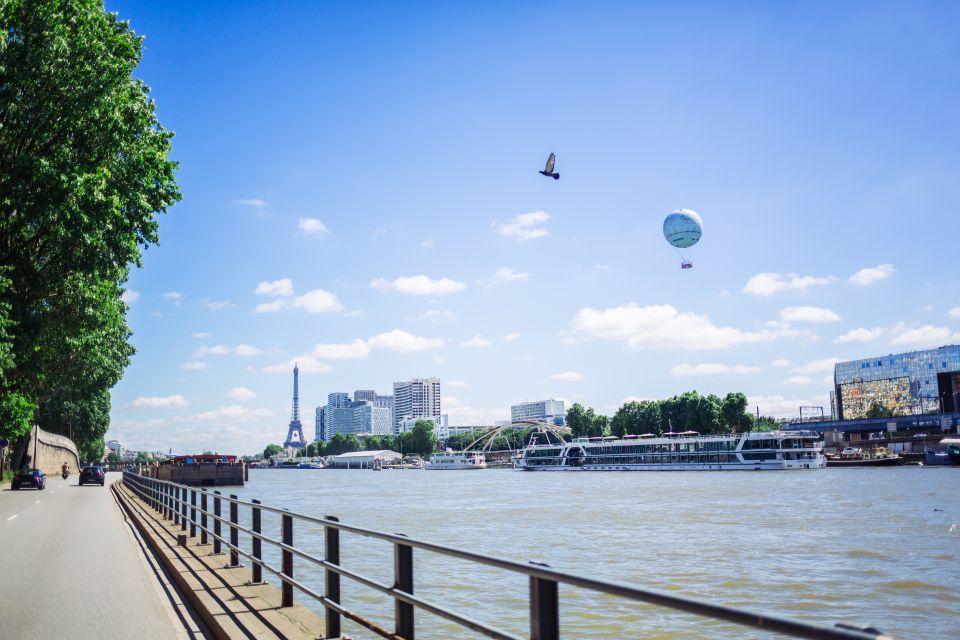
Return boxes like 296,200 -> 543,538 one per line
0,472 -> 209,639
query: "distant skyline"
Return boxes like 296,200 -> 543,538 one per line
105,1 -> 960,454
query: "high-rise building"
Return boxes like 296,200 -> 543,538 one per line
393,377 -> 441,434
834,345 -> 960,419
315,406 -> 326,442
511,398 -> 566,425
353,389 -> 376,402
326,400 -> 392,438
328,392 -> 350,409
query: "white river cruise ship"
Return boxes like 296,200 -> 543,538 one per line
513,430 -> 825,471
425,451 -> 487,470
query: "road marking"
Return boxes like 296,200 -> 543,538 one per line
6,514 -> 17,521
35,499 -> 41,504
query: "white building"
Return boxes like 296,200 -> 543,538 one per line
511,398 -> 566,425
393,377 -> 441,434
106,440 -> 123,454
327,450 -> 402,469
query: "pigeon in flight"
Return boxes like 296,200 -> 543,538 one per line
539,153 -> 559,180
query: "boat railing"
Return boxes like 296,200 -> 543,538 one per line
122,471 -> 890,640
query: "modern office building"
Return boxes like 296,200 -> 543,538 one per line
397,414 -> 450,438
326,400 -> 393,438
511,398 -> 566,425
834,345 -> 960,420
353,389 -> 376,402
315,406 -> 326,442
393,377 -> 441,434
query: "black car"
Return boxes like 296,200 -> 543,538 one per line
11,469 -> 46,490
78,466 -> 105,486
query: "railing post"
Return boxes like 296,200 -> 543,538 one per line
200,491 -> 208,545
529,574 -> 559,640
394,540 -> 414,639
190,489 -> 197,538
324,515 -> 341,637
180,487 -> 187,532
229,494 -> 239,567
281,512 -> 293,607
213,491 -> 222,554
163,483 -> 169,519
251,499 -> 262,583
173,486 -> 180,526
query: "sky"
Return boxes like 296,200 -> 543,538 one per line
103,0 -> 960,455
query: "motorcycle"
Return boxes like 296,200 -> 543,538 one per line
61,467 -> 69,480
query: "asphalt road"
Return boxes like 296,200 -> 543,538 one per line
0,472 -> 207,640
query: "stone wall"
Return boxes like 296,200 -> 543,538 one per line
21,425 -> 81,475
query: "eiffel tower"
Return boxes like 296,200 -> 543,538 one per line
283,363 -> 307,449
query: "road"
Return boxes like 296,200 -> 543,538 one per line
0,472 -> 208,639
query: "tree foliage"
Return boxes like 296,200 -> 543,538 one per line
0,0 -> 179,455
263,444 -> 283,459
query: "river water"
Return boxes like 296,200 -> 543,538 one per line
233,467 -> 960,639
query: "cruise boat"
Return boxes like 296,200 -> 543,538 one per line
425,451 -> 487,470
512,430 -> 825,471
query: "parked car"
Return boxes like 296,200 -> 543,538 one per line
11,469 -> 46,490
78,466 -> 105,486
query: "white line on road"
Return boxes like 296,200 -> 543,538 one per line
6,514 -> 17,521
35,499 -> 41,504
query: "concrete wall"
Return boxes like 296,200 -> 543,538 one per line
22,425 -> 81,475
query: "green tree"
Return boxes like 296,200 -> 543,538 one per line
0,0 -> 179,461
263,444 -> 283,459
326,433 -> 361,456
720,392 -> 751,433
407,420 -> 438,459
566,403 -> 594,438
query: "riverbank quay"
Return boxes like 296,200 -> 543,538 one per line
122,471 -> 895,640
0,472 -> 204,639
113,479 -> 324,640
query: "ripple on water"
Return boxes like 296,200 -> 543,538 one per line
847,549 -> 885,559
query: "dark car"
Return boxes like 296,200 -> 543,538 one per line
11,469 -> 45,490
78,466 -> 105,486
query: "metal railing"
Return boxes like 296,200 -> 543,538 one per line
121,472 -> 890,640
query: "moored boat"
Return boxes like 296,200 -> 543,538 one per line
513,430 -> 824,471
425,451 -> 487,470
826,446 -> 903,467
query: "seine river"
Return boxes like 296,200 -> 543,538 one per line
234,468 -> 959,639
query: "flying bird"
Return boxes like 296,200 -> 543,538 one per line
539,153 -> 559,180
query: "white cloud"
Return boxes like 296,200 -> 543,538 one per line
433,355 -> 445,366
447,379 -> 471,389
162,291 -> 182,304
670,363 -> 761,377
132,395 -> 189,409
293,289 -> 344,314
748,394 -> 829,418
418,309 -> 454,321
783,376 -> 814,385
226,387 -> 256,402
421,239 -> 434,248
370,275 -> 466,296
233,344 -> 262,357
743,272 -> 835,297
948,308 -> 960,319
262,356 -> 333,374
491,267 -> 531,285
890,324 -> 960,348
235,198 -> 266,208
179,361 -> 210,371
849,264 -> 896,287
551,371 -> 584,381
834,327 -> 884,344
312,339 -> 371,360
190,405 -> 273,422
779,306 -> 842,323
791,357 -> 841,374
571,303 -> 800,350
771,359 -> 791,368
491,210 -> 550,241
594,264 -> 610,272
204,300 -> 236,311
254,300 -> 288,313
194,344 -> 231,357
298,217 -> 329,238
503,333 -> 520,342
460,335 -> 491,348
367,329 -> 444,353
254,278 -> 294,298
121,290 -> 140,304
192,332 -> 212,339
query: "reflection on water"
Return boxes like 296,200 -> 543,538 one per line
229,467 -> 960,639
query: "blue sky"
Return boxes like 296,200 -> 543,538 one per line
105,1 -> 960,455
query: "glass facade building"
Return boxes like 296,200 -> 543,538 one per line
834,345 -> 960,419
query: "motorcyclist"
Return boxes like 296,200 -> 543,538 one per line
61,461 -> 69,479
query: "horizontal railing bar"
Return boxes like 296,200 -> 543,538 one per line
318,595 -> 400,640
123,474 -> 890,640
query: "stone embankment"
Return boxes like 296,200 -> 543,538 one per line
112,480 -> 325,640
14,425 -> 81,475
